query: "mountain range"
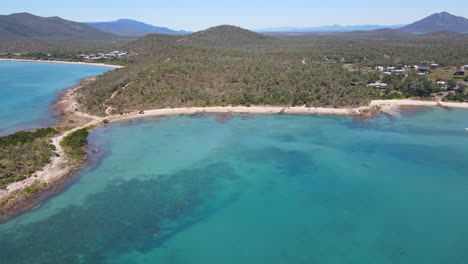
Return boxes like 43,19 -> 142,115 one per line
0,12 -> 467,42
85,19 -> 191,37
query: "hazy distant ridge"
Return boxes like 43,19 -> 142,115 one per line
257,12 -> 468,34
1,11 -> 467,42
257,24 -> 406,32
85,19 -> 191,36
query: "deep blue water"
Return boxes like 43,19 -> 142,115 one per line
0,61 -> 112,135
0,109 -> 467,263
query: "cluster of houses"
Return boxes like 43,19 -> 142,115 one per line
78,51 -> 133,60
369,63 -> 468,91
375,64 -> 438,75
369,64 -> 438,90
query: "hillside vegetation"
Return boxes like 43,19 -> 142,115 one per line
0,128 -> 59,189
61,129 -> 90,165
76,26 -> 468,115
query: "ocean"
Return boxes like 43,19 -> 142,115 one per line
1,109 -> 467,263
0,60 -> 112,135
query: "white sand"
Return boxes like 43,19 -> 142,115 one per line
370,99 -> 468,115
370,99 -> 468,109
108,105 -> 364,123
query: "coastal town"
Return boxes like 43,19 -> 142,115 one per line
78,50 -> 135,60
0,50 -> 136,61
367,63 -> 467,99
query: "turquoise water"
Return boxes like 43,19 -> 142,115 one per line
0,61 -> 112,135
1,109 -> 468,263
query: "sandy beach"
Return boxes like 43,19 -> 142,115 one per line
105,100 -> 468,124
370,99 -> 468,109
0,58 -> 123,68
369,99 -> 468,116
108,105 -> 364,123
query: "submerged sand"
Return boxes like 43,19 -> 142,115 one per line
1,72 -> 468,217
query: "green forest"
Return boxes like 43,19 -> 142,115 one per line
72,27 -> 468,115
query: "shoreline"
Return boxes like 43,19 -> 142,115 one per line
107,106 -> 365,122
104,100 -> 468,124
0,58 -> 124,68
370,99 -> 468,109
1,80 -> 468,219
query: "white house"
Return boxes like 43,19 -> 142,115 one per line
394,69 -> 405,75
368,82 -> 388,90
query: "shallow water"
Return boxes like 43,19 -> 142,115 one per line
0,61 -> 112,135
1,109 -> 468,263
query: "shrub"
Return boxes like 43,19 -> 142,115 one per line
60,129 -> 89,164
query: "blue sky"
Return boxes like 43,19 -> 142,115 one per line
2,0 -> 467,31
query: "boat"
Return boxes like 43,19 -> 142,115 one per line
465,128 -> 468,131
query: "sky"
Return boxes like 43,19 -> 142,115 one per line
2,0 -> 467,31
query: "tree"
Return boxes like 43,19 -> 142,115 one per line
447,80 -> 457,90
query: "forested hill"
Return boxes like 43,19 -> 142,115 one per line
124,25 -> 278,53
77,26 -> 379,115
177,25 -> 277,46
0,13 -> 118,41
77,23 -> 468,116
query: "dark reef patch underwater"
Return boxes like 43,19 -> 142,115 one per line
1,110 -> 468,264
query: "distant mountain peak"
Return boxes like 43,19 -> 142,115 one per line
116,19 -> 138,22
436,11 -> 454,16
400,12 -> 468,33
